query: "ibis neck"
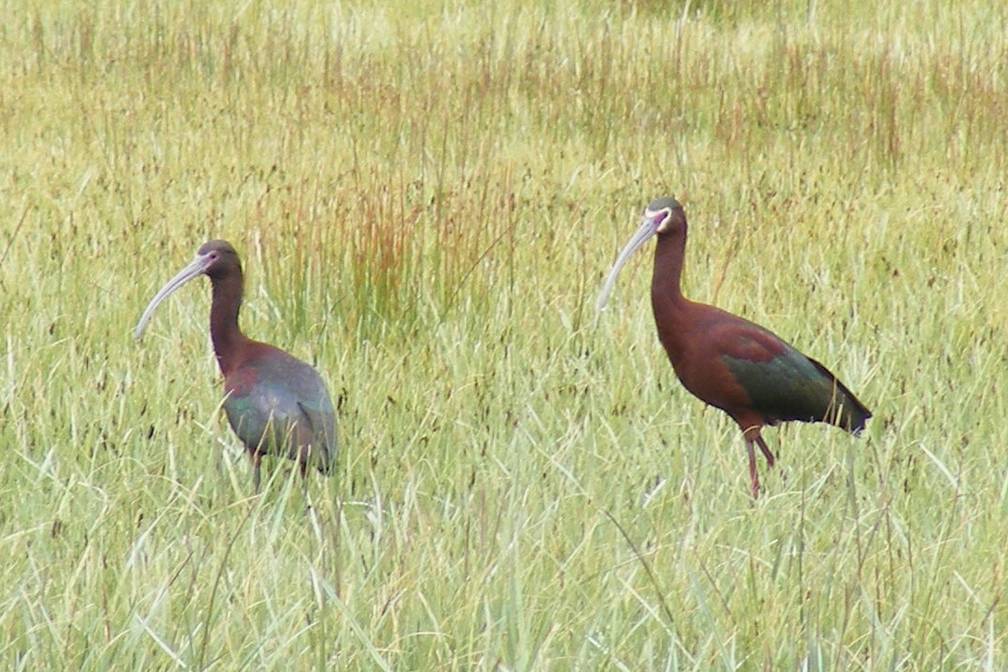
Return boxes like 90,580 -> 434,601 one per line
209,272 -> 247,375
650,228 -> 690,364
651,229 -> 687,305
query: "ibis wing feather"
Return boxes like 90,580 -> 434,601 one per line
801,354 -> 872,432
223,345 -> 339,470
296,400 -> 338,474
720,332 -> 870,433
698,315 -> 869,432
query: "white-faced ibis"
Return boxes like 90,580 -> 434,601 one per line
135,240 -> 338,492
597,197 -> 870,497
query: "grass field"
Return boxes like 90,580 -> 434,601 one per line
2,0 -> 1007,668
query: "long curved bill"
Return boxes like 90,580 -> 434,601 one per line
134,255 -> 211,340
596,216 -> 660,310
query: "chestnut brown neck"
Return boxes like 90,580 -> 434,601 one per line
209,270 -> 248,375
651,228 -> 687,303
650,228 -> 690,360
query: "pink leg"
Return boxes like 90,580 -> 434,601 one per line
746,439 -> 761,498
756,435 -> 775,468
252,453 -> 263,493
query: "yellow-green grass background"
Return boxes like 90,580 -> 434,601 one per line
2,0 -> 1006,668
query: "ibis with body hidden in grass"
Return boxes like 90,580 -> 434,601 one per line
135,240 -> 338,491
597,197 -> 871,497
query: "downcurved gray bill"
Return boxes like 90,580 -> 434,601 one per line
596,218 -> 659,311
134,255 -> 211,339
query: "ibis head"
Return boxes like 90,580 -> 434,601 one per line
596,196 -> 686,310
134,240 -> 241,340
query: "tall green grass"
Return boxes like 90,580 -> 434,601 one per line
1,0 -> 1006,668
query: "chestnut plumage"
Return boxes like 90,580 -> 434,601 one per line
135,240 -> 338,491
599,197 -> 870,497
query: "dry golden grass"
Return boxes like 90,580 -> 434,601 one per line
1,0 -> 1006,668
